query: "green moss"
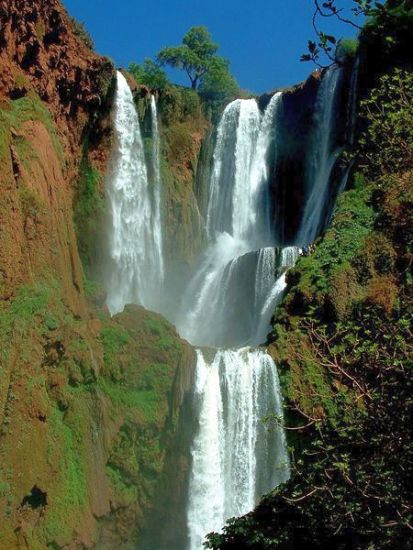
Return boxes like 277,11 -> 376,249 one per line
0,281 -> 55,339
43,406 -> 88,541
286,184 -> 375,307
73,156 -> 105,270
144,317 -> 163,336
18,186 -> 45,219
34,21 -> 46,41
0,93 -> 63,161
106,463 -> 138,505
13,134 -> 39,172
99,367 -> 168,426
100,325 -> 130,364
0,481 -> 10,498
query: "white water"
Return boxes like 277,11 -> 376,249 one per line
252,246 -> 301,344
187,349 -> 290,550
297,66 -> 343,245
206,94 -> 281,245
177,93 -> 285,347
105,73 -> 164,314
101,69 -> 347,550
150,95 -> 165,292
184,94 -> 293,549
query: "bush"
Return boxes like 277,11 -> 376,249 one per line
358,68 -> 413,179
129,59 -> 169,91
335,38 -> 359,63
158,85 -> 201,126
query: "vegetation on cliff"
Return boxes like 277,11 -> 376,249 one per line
0,3 -> 195,549
206,19 -> 413,550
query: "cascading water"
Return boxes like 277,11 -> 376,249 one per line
182,93 -> 294,549
296,66 -> 344,245
150,94 -> 165,290
102,65 -> 351,550
206,94 -> 281,245
176,93 -> 285,347
104,72 -> 164,315
252,246 -> 301,345
187,349 -> 290,550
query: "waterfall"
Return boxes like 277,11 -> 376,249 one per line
183,94 -> 292,549
252,246 -> 301,345
206,94 -> 282,245
296,66 -> 343,245
104,72 -> 164,315
177,93 -> 285,347
101,63 -> 350,550
187,349 -> 290,550
150,94 -> 165,292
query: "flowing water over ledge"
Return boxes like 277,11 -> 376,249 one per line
187,348 -> 290,550
104,72 -> 164,315
102,65 -> 355,548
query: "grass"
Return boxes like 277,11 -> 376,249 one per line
43,406 -> 88,541
0,92 -> 63,162
100,324 -> 130,369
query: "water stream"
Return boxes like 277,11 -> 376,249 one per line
103,66 -> 350,549
104,72 -> 164,315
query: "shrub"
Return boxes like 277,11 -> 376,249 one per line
129,59 -> 169,91
335,38 -> 359,63
358,68 -> 413,179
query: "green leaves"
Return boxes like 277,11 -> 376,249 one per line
128,59 -> 169,90
358,68 -> 413,179
157,25 -> 237,92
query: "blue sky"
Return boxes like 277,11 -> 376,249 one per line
63,0 -> 359,93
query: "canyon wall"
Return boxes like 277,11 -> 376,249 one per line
0,2 -> 196,548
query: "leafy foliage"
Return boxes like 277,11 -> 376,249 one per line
157,25 -> 238,95
198,56 -> 239,120
157,26 -> 217,89
302,0 -> 413,67
206,45 -> 413,550
129,59 -> 169,90
198,56 -> 239,98
357,68 -> 413,179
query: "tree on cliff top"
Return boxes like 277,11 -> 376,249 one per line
129,59 -> 169,90
157,26 -> 235,91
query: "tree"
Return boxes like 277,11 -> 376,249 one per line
128,59 -> 169,90
157,26 -> 219,89
198,56 -> 239,98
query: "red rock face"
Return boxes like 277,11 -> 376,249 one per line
0,0 -> 113,152
0,0 -> 114,312
0,4 -> 196,550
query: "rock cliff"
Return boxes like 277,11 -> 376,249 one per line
0,1 -> 196,548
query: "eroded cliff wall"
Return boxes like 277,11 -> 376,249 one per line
0,2 -> 196,548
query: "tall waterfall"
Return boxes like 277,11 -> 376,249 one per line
101,65 -> 350,550
182,93 -> 293,549
176,93 -> 286,347
206,94 -> 281,245
150,94 -> 165,291
187,349 -> 290,550
105,72 -> 164,315
296,66 -> 343,245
